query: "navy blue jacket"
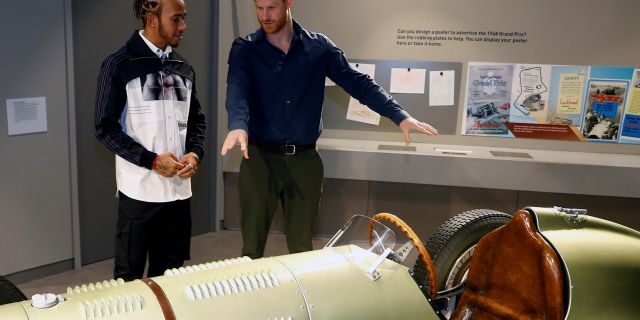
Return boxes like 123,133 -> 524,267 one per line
95,31 -> 206,169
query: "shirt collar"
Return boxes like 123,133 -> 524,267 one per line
139,30 -> 173,59
254,19 -> 302,43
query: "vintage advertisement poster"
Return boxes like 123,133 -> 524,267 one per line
509,64 -> 551,124
550,66 -> 588,126
462,64 -> 637,142
620,69 -> 640,144
462,63 -> 513,136
505,66 -> 588,141
581,80 -> 628,141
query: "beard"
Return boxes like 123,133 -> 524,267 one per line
158,20 -> 182,47
260,15 -> 288,35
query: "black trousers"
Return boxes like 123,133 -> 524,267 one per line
239,145 -> 324,259
114,192 -> 191,281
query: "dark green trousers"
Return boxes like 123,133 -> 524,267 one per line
239,144 -> 324,259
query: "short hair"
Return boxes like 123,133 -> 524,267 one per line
133,0 -> 161,26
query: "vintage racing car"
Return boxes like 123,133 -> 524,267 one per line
0,206 -> 639,319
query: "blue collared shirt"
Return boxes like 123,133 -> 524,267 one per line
225,20 -> 410,145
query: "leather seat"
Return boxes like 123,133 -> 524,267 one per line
451,210 -> 565,320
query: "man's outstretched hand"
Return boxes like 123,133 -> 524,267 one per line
399,117 -> 438,145
221,129 -> 249,159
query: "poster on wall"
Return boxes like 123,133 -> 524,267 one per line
581,80 -> 627,141
390,68 -> 427,94
509,64 -> 551,124
462,63 -> 513,136
619,69 -> 640,144
6,97 -> 48,136
462,62 -> 586,140
429,70 -> 455,106
462,63 -> 640,142
504,65 -> 588,141
549,66 -> 588,126
579,66 -> 634,142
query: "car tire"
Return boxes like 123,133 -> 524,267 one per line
0,275 -> 27,305
413,209 -> 512,294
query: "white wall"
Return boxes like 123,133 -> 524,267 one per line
0,0 -> 75,275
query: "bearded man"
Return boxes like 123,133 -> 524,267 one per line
221,0 -> 438,259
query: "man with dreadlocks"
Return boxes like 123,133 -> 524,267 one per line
95,0 -> 206,281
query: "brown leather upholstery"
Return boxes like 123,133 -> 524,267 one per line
450,210 -> 565,320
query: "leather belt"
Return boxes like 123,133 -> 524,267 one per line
253,143 -> 316,156
142,278 -> 176,320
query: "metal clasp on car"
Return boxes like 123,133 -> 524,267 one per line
366,247 -> 393,281
554,206 -> 588,215
554,206 -> 588,225
283,144 -> 296,155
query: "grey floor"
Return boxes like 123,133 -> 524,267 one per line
17,230 -> 329,299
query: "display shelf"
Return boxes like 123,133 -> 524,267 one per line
223,138 -> 639,198
317,138 -> 640,169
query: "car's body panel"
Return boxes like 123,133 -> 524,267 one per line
0,303 -> 27,319
530,207 -> 640,320
8,278 -> 166,319
1,207 -> 638,319
272,245 -> 436,319
0,246 -> 436,319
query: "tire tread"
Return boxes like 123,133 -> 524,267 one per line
414,209 -> 512,292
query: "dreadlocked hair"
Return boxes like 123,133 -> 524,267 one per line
133,0 -> 160,24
